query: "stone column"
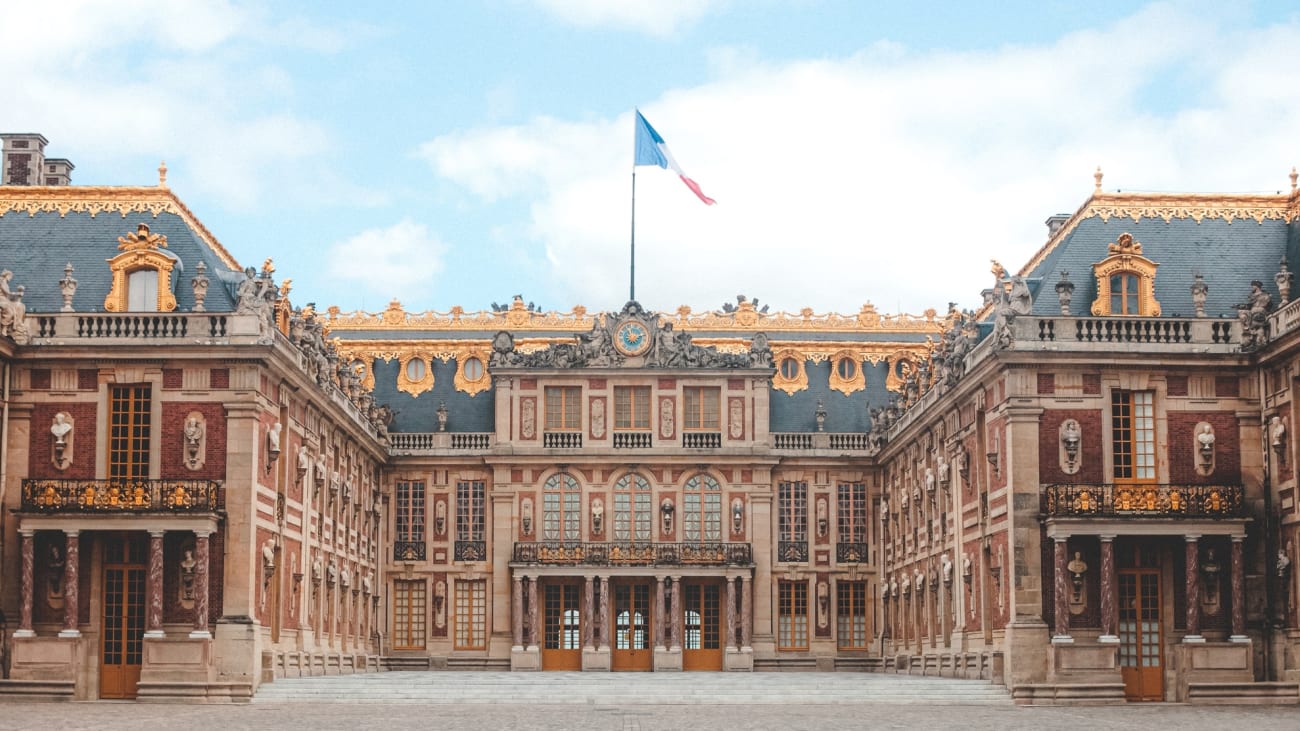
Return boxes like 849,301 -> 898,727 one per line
598,577 -> 611,650
1184,535 -> 1204,642
527,576 -> 539,649
740,574 -> 753,649
725,576 -> 737,650
1099,535 -> 1118,643
16,529 -> 35,637
655,576 -> 667,649
59,530 -> 80,638
191,530 -> 212,638
1051,536 -> 1072,643
1230,536 -> 1247,641
512,575 -> 524,649
146,530 -> 166,638
583,576 -> 595,650
670,576 -> 683,650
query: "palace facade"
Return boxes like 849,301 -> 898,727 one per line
0,134 -> 1298,704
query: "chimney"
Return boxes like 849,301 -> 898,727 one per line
2,133 -> 49,186
1045,214 -> 1070,239
43,158 -> 74,185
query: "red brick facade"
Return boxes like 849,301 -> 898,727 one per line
1167,411 -> 1240,484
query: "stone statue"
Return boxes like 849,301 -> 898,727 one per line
1197,423 -> 1215,463
731,497 -> 744,534
1055,271 -> 1074,315
434,499 -> 447,536
434,579 -> 447,629
1240,280 -> 1273,352
58,263 -> 77,312
816,497 -> 829,537
181,548 -> 197,600
0,269 -> 31,344
591,497 -> 604,536
817,581 -> 830,629
1277,258 -> 1293,305
50,412 -> 72,445
660,497 -> 675,536
47,544 -> 65,600
436,401 -> 449,432
941,553 -> 953,586
191,261 -> 209,312
521,497 -> 534,536
184,415 -> 204,469
1190,273 -> 1209,317
924,467 -> 935,495
1271,415 -> 1287,449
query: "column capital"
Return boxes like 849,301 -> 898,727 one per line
63,529 -> 80,537
1184,534 -> 1202,542
194,529 -> 214,538
149,530 -> 166,538
1099,534 -> 1116,542
19,528 -> 35,538
1231,534 -> 1245,543
1054,535 -> 1070,544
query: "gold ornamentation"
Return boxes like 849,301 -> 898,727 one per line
0,186 -> 241,270
103,223 -> 178,312
827,350 -> 866,396
396,352 -> 434,397
884,351 -> 920,394
1090,233 -> 1161,316
771,348 -> 808,395
453,349 -> 492,397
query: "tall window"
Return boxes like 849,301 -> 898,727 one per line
683,474 -> 722,542
837,580 -> 868,650
1109,273 -> 1139,315
837,483 -> 868,543
395,481 -> 426,542
683,387 -> 720,430
613,473 -> 652,541
1112,390 -> 1155,482
109,385 -> 151,479
454,579 -> 487,650
126,269 -> 159,311
778,481 -> 808,542
545,386 -> 581,431
392,579 -> 427,650
777,580 -> 809,650
614,386 -> 651,430
456,481 -> 485,542
542,473 -> 581,541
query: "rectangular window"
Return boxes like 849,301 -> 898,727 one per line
1112,390 -> 1155,482
836,483 -> 868,543
682,387 -> 720,430
392,579 -> 427,650
109,385 -> 151,479
395,481 -> 426,542
778,481 -> 808,542
614,386 -> 651,430
456,481 -> 486,542
837,580 -> 868,650
454,579 -> 487,650
777,580 -> 809,650
545,386 -> 581,431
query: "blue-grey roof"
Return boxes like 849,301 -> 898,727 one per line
374,357 -> 495,434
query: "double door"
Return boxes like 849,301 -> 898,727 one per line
682,582 -> 722,671
101,535 -> 146,699
1118,569 -> 1163,701
612,583 -> 651,671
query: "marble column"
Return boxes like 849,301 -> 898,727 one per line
16,530 -> 35,637
59,530 -> 80,638
1052,536 -> 1072,643
583,576 -> 595,650
146,530 -> 166,638
512,575 -> 524,649
725,576 -> 737,650
527,576 -> 539,649
191,531 -> 212,638
598,577 -> 611,650
1099,536 -> 1118,642
1230,536 -> 1247,641
1184,536 -> 1203,642
740,575 -> 752,649
655,576 -> 667,649
670,576 -> 683,650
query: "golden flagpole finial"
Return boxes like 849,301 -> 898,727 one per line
1094,166 -> 1103,193
158,160 -> 168,188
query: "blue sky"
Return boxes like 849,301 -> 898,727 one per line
6,0 -> 1300,316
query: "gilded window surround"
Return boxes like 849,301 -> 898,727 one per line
827,350 -> 866,396
1090,233 -> 1161,316
453,349 -> 492,397
884,351 -> 920,394
771,349 -> 808,395
102,223 -> 177,313
396,353 -> 435,397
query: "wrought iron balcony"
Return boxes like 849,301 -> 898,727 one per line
393,540 -> 426,562
455,540 -> 487,562
836,542 -> 870,563
777,540 -> 809,563
1042,483 -> 1245,519
512,541 -> 752,566
21,479 -> 223,513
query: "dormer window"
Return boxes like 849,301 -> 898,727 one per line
1091,233 -> 1160,317
103,223 -> 178,312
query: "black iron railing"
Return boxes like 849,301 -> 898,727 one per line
836,542 -> 870,563
512,541 -> 752,566
393,540 -> 426,562
1041,483 -> 1244,518
777,540 -> 809,563
455,540 -> 487,561
21,478 -> 223,513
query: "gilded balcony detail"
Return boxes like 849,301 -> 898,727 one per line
1041,483 -> 1244,519
512,541 -> 752,567
21,479 -> 224,513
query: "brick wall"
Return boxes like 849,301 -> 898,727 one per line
1167,411 -> 1240,484
1039,409 -> 1104,483
160,402 -> 227,479
29,402 -> 97,479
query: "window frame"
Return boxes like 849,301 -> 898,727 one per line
836,483 -> 868,544
836,580 -> 869,650
1111,390 -> 1156,483
683,474 -> 722,542
109,384 -> 151,480
544,386 -> 582,431
613,385 -> 652,431
456,480 -> 485,542
453,579 -> 488,650
682,386 -> 721,431
542,473 -> 582,541
613,473 -> 653,541
777,580 -> 809,651
392,579 -> 428,650
395,480 -> 426,543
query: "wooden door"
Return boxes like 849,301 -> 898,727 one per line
682,582 -> 722,671
1119,569 -> 1163,701
612,582 -> 652,671
541,583 -> 582,670
101,535 -> 146,699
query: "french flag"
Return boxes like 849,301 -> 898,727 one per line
634,110 -> 716,205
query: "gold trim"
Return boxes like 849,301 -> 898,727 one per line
453,349 -> 492,397
1090,233 -> 1161,316
771,349 -> 808,395
0,185 -> 241,271
827,350 -> 866,396
884,351 -> 920,394
102,224 -> 177,312
396,353 -> 435,397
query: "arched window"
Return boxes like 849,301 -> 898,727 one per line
542,473 -> 581,541
683,474 -> 721,542
613,473 -> 652,541
1091,233 -> 1160,316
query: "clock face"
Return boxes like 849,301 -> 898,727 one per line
615,320 -> 651,356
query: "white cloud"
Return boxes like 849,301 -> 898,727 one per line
324,220 -> 449,303
529,0 -> 728,36
418,3 -> 1300,316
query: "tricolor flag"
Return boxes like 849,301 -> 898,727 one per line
634,110 -> 716,205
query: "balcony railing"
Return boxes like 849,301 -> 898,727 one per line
393,540 -> 426,562
32,313 -> 230,340
773,433 -> 812,450
777,540 -> 809,563
387,432 -> 495,453
1017,316 -> 1237,348
682,432 -> 722,448
1042,483 -> 1245,519
772,433 -> 871,451
613,431 -> 653,448
512,541 -> 752,566
543,431 -> 583,448
21,479 -> 223,513
836,542 -> 870,563
455,540 -> 487,562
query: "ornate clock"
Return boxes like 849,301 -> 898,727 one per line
614,320 -> 652,356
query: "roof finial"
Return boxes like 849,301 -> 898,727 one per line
1094,166 -> 1103,193
1290,166 -> 1297,193
158,160 -> 168,188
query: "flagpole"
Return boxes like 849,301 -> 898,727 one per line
630,153 -> 637,302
